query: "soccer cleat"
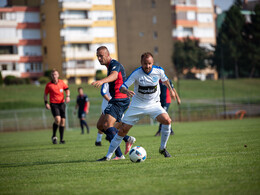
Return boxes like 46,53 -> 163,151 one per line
159,148 -> 172,157
125,136 -> 136,155
111,155 -> 126,160
52,136 -> 58,144
155,131 -> 160,136
59,140 -> 66,144
170,131 -> 174,136
95,141 -> 102,146
96,156 -> 110,161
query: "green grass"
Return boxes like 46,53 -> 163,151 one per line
0,79 -> 260,110
0,118 -> 259,194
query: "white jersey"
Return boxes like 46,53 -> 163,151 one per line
121,65 -> 168,107
101,83 -> 111,112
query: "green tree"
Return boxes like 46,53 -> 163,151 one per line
172,37 -> 209,77
242,4 -> 260,77
214,2 -> 245,78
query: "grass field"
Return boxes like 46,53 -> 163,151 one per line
0,118 -> 259,194
0,79 -> 260,110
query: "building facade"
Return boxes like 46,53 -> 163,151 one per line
115,0 -> 175,78
171,0 -> 216,50
0,6 -> 43,79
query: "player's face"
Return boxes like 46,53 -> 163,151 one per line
78,88 -> 83,95
141,56 -> 154,74
51,71 -> 59,83
96,49 -> 110,65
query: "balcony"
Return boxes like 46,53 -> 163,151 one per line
61,19 -> 92,27
63,51 -> 95,60
59,2 -> 92,11
0,38 -> 19,45
0,20 -> 17,27
1,70 -> 21,78
61,35 -> 93,44
0,54 -> 19,62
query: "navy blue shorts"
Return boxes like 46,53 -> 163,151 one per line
78,111 -> 86,119
104,98 -> 130,122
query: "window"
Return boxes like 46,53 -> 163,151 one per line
187,11 -> 196,20
153,31 -> 158,39
44,46 -> 47,55
154,46 -> 159,54
12,63 -> 16,70
152,16 -> 157,24
41,13 -> 45,22
1,64 -> 7,71
151,0 -> 156,8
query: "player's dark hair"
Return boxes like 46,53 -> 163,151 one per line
141,52 -> 153,62
51,68 -> 58,74
78,87 -> 83,91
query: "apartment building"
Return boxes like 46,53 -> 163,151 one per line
41,0 -> 118,84
0,5 -> 42,79
171,0 -> 216,50
115,0 -> 175,78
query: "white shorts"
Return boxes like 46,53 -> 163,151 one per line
122,101 -> 167,126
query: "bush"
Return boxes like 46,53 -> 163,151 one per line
38,76 -> 50,84
44,70 -> 52,79
95,70 -> 106,80
4,75 -> 26,85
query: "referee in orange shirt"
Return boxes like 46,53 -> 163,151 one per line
44,69 -> 70,144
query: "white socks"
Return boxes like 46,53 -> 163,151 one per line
96,133 -> 103,142
106,134 -> 124,159
160,124 -> 171,150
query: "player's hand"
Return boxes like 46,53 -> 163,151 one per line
86,110 -> 89,114
170,90 -> 176,101
177,98 -> 181,105
65,96 -> 70,103
91,80 -> 104,88
126,90 -> 135,98
45,103 -> 51,110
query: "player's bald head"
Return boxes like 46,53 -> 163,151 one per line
97,46 -> 110,55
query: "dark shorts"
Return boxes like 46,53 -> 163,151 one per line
161,103 -> 170,112
78,111 -> 86,119
104,98 -> 130,122
50,103 -> 66,118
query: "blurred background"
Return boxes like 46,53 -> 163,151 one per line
0,0 -> 259,131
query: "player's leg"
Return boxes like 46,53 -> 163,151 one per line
95,130 -> 103,146
156,113 -> 172,157
81,111 -> 89,134
50,104 -> 60,144
59,103 -> 66,144
96,113 -> 105,146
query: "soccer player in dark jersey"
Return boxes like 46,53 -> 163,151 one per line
44,69 -> 70,144
92,46 -> 135,160
155,80 -> 181,136
75,87 -> 90,134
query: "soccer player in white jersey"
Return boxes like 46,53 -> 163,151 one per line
97,52 -> 176,161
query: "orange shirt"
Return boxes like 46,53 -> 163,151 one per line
44,80 -> 69,104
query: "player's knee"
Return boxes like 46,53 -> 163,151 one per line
162,117 -> 171,125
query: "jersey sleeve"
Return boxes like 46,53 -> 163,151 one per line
44,83 -> 50,95
110,62 -> 121,73
85,95 -> 89,102
160,67 -> 168,82
62,80 -> 69,90
169,80 -> 174,88
101,83 -> 109,96
121,69 -> 138,89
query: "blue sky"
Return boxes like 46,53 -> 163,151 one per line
214,0 -> 234,10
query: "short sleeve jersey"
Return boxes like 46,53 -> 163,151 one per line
77,94 -> 89,112
107,59 -> 128,99
121,65 -> 168,107
44,80 -> 68,104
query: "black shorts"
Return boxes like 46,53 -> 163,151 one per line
50,103 -> 66,118
78,111 -> 86,119
104,98 -> 130,122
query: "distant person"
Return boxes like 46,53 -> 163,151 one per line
155,80 -> 181,136
44,69 -> 70,144
74,87 -> 90,134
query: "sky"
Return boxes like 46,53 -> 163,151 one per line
214,0 -> 235,10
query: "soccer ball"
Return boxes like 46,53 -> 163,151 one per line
129,146 -> 147,163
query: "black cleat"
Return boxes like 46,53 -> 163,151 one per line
170,131 -> 174,136
159,148 -> 172,157
59,140 -> 66,144
155,131 -> 160,136
52,136 -> 58,144
97,156 -> 109,161
95,141 -> 102,146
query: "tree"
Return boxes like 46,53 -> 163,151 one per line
172,37 -> 209,78
242,4 -> 260,77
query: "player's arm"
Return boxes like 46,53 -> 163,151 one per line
120,86 -> 135,97
65,88 -> 70,103
86,101 -> 90,114
44,93 -> 50,110
103,94 -> 111,101
91,71 -> 118,88
173,88 -> 181,105
162,80 -> 176,101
